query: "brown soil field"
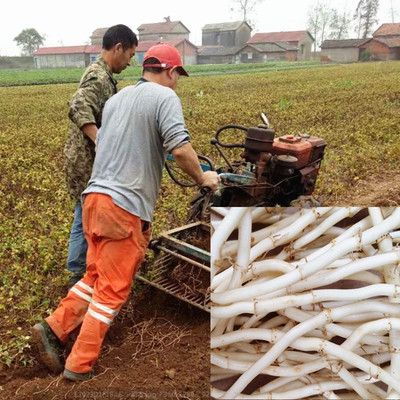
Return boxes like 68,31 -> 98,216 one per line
320,170 -> 400,206
0,288 -> 210,400
1,170 -> 399,400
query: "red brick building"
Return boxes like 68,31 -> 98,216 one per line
360,23 -> 400,61
137,19 -> 190,42
136,39 -> 198,65
247,31 -> 314,61
238,42 -> 298,63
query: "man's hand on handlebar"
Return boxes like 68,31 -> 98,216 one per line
200,171 -> 221,193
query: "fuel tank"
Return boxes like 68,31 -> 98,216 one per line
272,134 -> 327,168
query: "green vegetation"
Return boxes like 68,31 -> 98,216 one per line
0,60 -> 323,86
0,56 -> 34,69
0,68 -> 85,86
13,28 -> 45,56
0,61 -> 399,367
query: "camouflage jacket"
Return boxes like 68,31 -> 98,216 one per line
64,57 -> 118,202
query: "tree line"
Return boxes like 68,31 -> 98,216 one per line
307,0 -> 381,52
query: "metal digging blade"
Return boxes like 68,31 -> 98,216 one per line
136,221 -> 210,312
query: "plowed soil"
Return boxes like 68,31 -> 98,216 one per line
0,288 -> 210,400
1,172 -> 400,400
320,170 -> 400,207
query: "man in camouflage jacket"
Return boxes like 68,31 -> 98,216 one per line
64,25 -> 137,286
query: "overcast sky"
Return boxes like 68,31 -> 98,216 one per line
1,0 -> 398,56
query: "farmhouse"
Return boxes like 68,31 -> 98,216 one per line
137,18 -> 190,42
197,21 -> 251,64
321,23 -> 400,62
136,38 -> 198,65
33,45 -> 102,69
237,42 -> 298,63
136,18 -> 197,65
198,22 -> 301,64
320,39 -> 369,63
197,45 -> 242,64
360,23 -> 400,61
202,21 -> 251,47
247,31 -> 314,61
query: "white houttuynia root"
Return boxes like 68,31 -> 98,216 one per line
211,207 -> 400,399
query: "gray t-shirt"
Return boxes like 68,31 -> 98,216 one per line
82,80 -> 190,222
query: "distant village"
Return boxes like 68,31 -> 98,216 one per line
33,17 -> 400,69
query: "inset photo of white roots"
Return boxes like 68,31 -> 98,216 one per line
210,207 -> 400,400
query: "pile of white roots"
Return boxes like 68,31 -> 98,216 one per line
211,207 -> 400,399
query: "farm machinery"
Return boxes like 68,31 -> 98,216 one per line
136,114 -> 327,311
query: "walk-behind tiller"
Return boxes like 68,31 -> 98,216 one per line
136,114 -> 327,312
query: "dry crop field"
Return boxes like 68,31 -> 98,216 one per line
0,61 -> 399,397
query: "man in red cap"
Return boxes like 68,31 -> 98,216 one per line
33,43 -> 220,381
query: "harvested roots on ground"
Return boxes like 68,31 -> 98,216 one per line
170,262 -> 209,297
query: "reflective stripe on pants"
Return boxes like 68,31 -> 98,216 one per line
47,193 -> 151,373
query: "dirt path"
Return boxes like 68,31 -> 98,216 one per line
0,288 -> 210,400
320,170 -> 400,206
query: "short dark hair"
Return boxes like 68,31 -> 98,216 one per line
102,25 -> 138,51
143,57 -> 164,74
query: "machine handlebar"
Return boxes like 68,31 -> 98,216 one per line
212,124 -> 248,148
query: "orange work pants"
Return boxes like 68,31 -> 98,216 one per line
46,193 -> 151,373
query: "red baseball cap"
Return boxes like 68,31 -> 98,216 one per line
143,43 -> 189,77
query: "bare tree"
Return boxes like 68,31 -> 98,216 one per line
353,0 -> 380,39
329,10 -> 352,40
320,4 -> 333,46
308,5 -> 320,53
389,0 -> 399,22
231,0 -> 265,27
307,1 -> 334,52
353,2 -> 363,38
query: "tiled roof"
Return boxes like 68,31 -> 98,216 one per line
273,41 -> 298,51
248,31 -> 312,44
321,39 -> 370,49
85,45 -> 103,53
197,45 -> 242,56
202,21 -> 250,31
34,45 -> 102,55
136,39 -> 197,53
373,23 -> 400,37
243,42 -> 298,53
374,37 -> 400,48
247,43 -> 286,53
137,21 -> 190,34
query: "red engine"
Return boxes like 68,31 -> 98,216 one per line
210,118 -> 327,206
272,135 -> 326,169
